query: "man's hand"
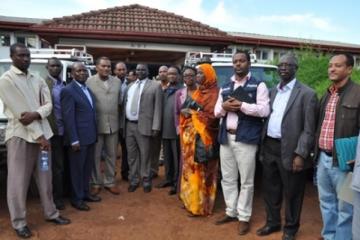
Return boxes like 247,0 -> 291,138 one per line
222,97 -> 242,112
19,112 -> 40,126
152,130 -> 160,137
293,155 -> 304,172
71,143 -> 81,152
37,135 -> 50,151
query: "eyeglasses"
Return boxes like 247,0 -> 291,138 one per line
277,63 -> 295,68
183,74 -> 195,78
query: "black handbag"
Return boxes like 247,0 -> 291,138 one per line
194,134 -> 219,164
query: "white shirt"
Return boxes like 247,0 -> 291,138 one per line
125,79 -> 147,121
267,78 -> 296,138
74,80 -> 93,108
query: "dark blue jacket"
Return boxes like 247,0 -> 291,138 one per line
218,76 -> 264,145
61,80 -> 97,146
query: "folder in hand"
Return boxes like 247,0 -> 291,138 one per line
230,86 -> 255,103
335,136 -> 358,172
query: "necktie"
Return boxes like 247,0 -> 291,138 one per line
130,81 -> 141,116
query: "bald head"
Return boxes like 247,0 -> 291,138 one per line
114,62 -> 127,80
278,53 -> 298,83
158,65 -> 168,82
71,62 -> 88,83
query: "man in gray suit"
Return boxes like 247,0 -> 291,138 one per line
122,64 -> 163,193
256,53 -> 318,240
87,57 -> 121,195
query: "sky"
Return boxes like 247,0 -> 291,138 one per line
1,0 -> 359,45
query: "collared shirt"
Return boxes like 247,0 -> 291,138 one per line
48,75 -> 65,135
74,80 -> 93,108
119,77 -> 129,105
214,72 -> 270,130
267,78 -> 296,138
125,78 -> 147,121
318,85 -> 339,151
0,65 -> 53,142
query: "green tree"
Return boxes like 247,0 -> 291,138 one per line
273,47 -> 360,96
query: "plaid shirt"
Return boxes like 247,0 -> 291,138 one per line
319,86 -> 339,151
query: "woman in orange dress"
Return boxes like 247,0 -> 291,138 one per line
179,63 -> 220,216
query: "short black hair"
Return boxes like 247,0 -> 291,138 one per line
334,53 -> 354,67
182,65 -> 197,74
168,65 -> 181,74
10,43 -> 27,56
95,56 -> 110,65
47,57 -> 61,65
233,50 -> 251,62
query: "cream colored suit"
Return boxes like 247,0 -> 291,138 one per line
86,74 -> 121,187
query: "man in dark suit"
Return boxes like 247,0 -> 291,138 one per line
256,53 -> 318,240
61,62 -> 100,211
45,57 -> 67,210
121,63 -> 163,193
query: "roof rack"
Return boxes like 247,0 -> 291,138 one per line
30,47 -> 93,64
184,52 -> 257,66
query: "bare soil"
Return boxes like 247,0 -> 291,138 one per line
0,161 -> 322,240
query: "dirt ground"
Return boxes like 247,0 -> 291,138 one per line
0,160 -> 322,240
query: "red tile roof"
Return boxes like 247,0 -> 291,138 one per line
31,4 -> 233,45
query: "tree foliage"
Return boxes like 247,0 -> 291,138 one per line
272,47 -> 360,97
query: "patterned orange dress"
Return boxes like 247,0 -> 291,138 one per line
179,63 -> 220,216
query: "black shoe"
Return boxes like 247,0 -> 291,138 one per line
128,185 -> 138,192
71,202 -> 90,211
84,195 -> 101,202
256,225 -> 281,236
47,216 -> 71,225
169,186 -> 177,195
282,233 -> 296,240
143,185 -> 152,193
156,181 -> 172,188
15,226 -> 32,239
55,201 -> 65,210
215,215 -> 238,225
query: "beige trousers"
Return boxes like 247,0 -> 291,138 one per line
7,137 -> 59,229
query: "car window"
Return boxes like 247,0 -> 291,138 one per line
213,65 -> 279,88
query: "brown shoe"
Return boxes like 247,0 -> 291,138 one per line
238,221 -> 250,235
105,186 -> 120,195
90,186 -> 101,196
215,215 -> 238,225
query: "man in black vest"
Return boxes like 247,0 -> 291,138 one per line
214,51 -> 270,235
256,53 -> 318,240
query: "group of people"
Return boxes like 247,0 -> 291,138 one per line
0,43 -> 359,240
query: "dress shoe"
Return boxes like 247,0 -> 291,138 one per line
47,216 -> 71,225
71,202 -> 90,211
256,225 -> 281,236
238,221 -> 250,235
90,186 -> 101,196
105,186 -> 120,195
128,185 -> 138,192
15,226 -> 32,239
84,194 -> 101,202
282,233 -> 295,240
169,186 -> 177,195
144,185 -> 152,193
215,215 -> 238,225
156,181 -> 172,188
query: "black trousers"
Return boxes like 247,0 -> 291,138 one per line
68,143 -> 95,204
119,134 -> 129,179
50,135 -> 66,204
163,138 -> 180,186
261,137 -> 307,236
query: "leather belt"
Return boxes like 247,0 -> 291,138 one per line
266,136 -> 281,142
321,150 -> 332,157
227,129 -> 236,135
127,120 -> 138,124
